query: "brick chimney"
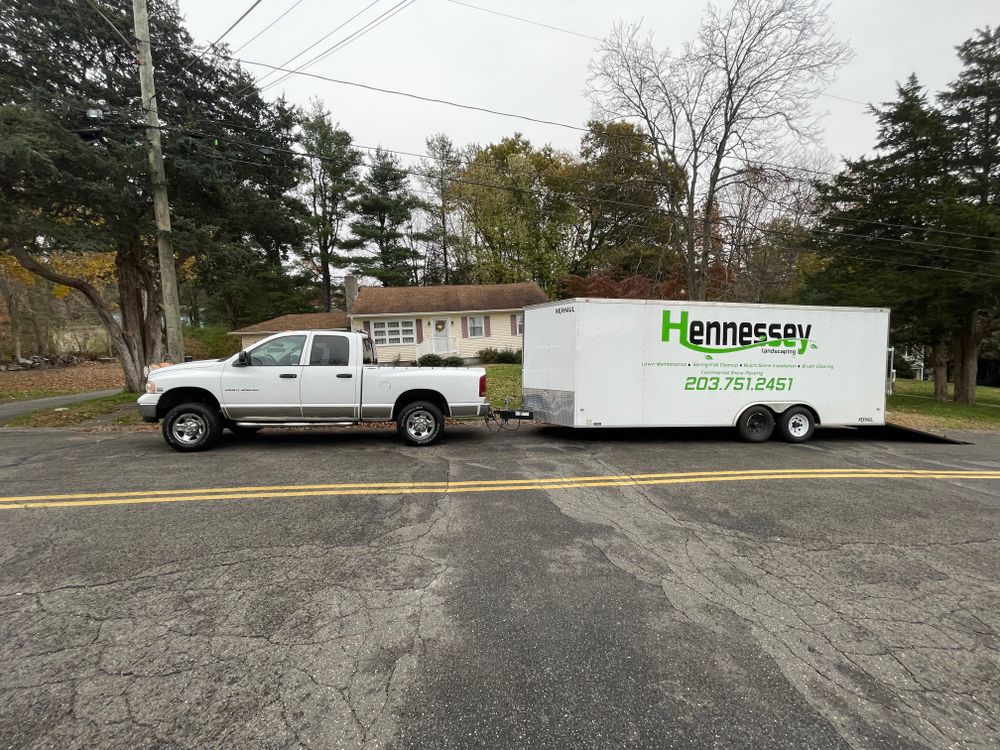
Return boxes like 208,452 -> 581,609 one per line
344,274 -> 359,312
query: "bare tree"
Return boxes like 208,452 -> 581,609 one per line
588,0 -> 851,299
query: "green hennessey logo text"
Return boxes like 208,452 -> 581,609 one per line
662,310 -> 816,357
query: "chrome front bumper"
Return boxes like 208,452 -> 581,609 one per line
137,393 -> 160,422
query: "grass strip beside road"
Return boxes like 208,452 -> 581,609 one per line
4,392 -> 138,428
888,379 -> 1000,431
2,468 -> 999,510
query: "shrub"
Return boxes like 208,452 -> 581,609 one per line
495,348 -> 522,364
417,353 -> 444,367
442,356 -> 465,367
477,347 -> 500,364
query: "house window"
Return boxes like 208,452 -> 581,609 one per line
468,316 -> 485,337
516,314 -> 524,335
372,319 -> 416,346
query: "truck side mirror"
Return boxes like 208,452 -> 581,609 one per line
236,350 -> 250,367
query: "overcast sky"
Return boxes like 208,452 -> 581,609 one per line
174,0 -> 996,167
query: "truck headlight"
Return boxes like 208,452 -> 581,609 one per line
145,381 -> 157,394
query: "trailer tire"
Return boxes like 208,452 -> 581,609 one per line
163,402 -> 223,452
778,406 -> 815,443
397,401 -> 444,446
737,406 -> 775,443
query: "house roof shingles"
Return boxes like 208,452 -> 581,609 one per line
349,282 -> 548,316
230,311 -> 350,335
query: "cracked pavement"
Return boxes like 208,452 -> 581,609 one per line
1,425 -> 998,748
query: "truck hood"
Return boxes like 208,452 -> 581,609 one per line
149,359 -> 224,375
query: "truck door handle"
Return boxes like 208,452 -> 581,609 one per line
336,373 -> 353,379
279,373 -> 297,379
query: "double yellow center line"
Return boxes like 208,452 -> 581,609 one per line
1,467 -> 998,510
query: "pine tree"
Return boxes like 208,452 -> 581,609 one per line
343,149 -> 423,286
299,100 -> 362,309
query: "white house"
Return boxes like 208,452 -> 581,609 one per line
349,282 -> 548,363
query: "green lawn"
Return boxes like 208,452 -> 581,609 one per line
5,392 -> 140,428
888,378 -> 1000,431
892,377 -> 1000,406
484,364 -> 522,409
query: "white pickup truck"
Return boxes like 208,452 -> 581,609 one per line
137,330 -> 489,451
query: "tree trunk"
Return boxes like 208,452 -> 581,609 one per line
952,315 -> 982,405
12,246 -> 146,391
930,341 -> 948,403
7,292 -> 22,361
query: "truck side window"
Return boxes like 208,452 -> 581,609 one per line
363,338 -> 376,364
249,335 -> 306,366
309,335 -> 350,366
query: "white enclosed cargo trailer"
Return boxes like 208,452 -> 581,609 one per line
521,299 -> 891,442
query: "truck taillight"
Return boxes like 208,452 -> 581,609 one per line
479,373 -> 487,398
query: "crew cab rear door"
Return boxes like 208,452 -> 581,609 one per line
299,333 -> 360,419
221,334 -> 306,420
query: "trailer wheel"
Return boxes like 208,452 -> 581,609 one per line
163,403 -> 223,452
778,406 -> 815,443
397,401 -> 444,446
737,406 -> 775,443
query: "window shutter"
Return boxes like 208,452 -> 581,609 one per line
363,321 -> 371,335
510,314 -> 517,335
415,318 -> 423,344
461,316 -> 469,338
484,315 -> 491,337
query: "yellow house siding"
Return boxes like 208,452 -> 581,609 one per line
351,310 -> 524,362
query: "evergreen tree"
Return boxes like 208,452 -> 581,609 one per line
417,134 -> 462,284
299,100 -> 362,309
0,0 -> 308,389
343,149 -> 423,286
806,71 -> 1000,403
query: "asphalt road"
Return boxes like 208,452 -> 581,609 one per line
1,423 -> 998,749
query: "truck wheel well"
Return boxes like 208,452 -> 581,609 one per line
157,387 -> 222,419
393,389 -> 448,419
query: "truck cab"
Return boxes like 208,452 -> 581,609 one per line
137,330 -> 488,451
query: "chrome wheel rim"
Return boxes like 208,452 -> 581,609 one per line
172,413 -> 207,445
405,410 -> 435,440
788,413 -> 810,438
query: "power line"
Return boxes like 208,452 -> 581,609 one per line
84,0 -> 137,54
441,0 -> 868,107
190,150 -> 1000,280
122,119 -> 1000,269
115,113 -> 1000,253
258,0 -> 417,95
152,0 -> 266,105
241,0 -> 385,95
231,0 -> 306,55
226,55 -> 875,184
442,0 -> 602,42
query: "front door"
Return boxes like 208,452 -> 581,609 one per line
299,333 -> 360,419
432,318 -> 452,354
221,334 -> 306,420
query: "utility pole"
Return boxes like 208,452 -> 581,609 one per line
131,0 -> 184,362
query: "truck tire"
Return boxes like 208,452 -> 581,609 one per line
163,403 -> 223,452
737,405 -> 775,443
397,401 -> 444,446
778,406 -> 815,443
